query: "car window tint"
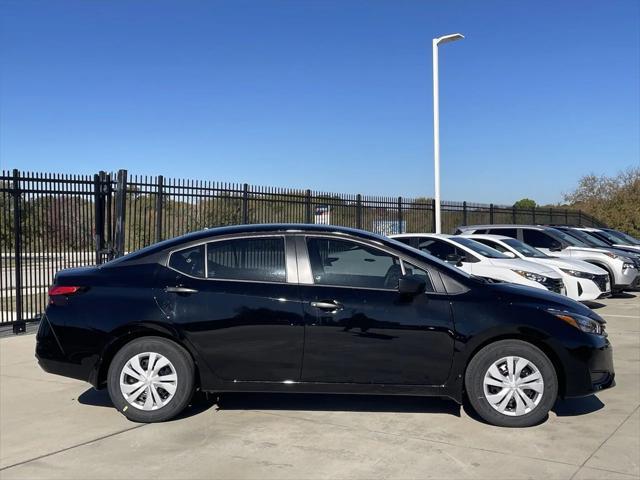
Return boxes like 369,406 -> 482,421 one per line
522,230 -> 557,249
169,245 -> 205,278
474,238 -> 504,251
306,238 -> 401,289
207,237 -> 286,282
488,228 -> 517,238
417,239 -> 456,260
402,261 -> 434,292
395,237 -> 419,248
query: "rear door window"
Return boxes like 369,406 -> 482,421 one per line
206,237 -> 286,283
522,229 -> 556,249
487,228 -> 517,238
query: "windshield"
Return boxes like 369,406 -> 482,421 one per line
601,229 -> 640,246
548,228 -> 589,247
450,237 -> 510,259
502,238 -> 548,258
562,228 -> 611,248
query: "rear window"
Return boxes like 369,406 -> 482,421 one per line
169,245 -> 205,278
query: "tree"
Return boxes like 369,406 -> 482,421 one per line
564,167 -> 640,237
513,198 -> 536,209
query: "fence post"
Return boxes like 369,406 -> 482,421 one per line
356,194 -> 362,229
113,169 -> 128,258
104,172 -> 113,257
512,206 -> 516,224
462,201 -> 467,226
305,189 -> 312,224
242,183 -> 249,224
489,203 -> 494,224
565,208 -> 569,225
549,207 -> 553,224
397,197 -> 403,234
532,206 -> 536,224
156,176 -> 164,242
431,199 -> 436,232
578,210 -> 582,226
12,169 -> 23,325
93,173 -> 104,265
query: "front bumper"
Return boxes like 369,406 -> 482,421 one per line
563,336 -> 615,398
614,266 -> 638,290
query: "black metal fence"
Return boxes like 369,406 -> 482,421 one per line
0,168 -> 606,326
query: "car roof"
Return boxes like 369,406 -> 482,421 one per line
459,233 -> 514,241
457,224 -> 547,230
108,224 -> 395,264
391,233 -> 453,239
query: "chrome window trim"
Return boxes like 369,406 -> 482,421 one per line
166,233 -> 293,285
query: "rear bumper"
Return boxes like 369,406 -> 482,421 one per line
35,314 -> 97,386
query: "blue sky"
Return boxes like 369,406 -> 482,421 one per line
1,0 -> 638,205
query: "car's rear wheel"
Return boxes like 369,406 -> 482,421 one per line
107,336 -> 195,423
465,340 -> 557,427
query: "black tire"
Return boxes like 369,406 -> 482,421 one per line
107,336 -> 195,423
464,340 -> 558,427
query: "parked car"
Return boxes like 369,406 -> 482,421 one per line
37,224 -> 614,427
551,226 -> 640,259
391,233 -> 566,295
598,228 -> 640,251
455,225 -> 639,293
561,227 -> 640,255
460,234 -> 611,302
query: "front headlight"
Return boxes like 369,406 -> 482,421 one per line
622,262 -> 635,270
547,308 -> 605,335
560,268 -> 595,279
513,270 -> 547,284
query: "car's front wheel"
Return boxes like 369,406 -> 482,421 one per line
107,336 -> 195,423
465,339 -> 558,427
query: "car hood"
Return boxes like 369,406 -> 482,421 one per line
567,246 -> 636,258
535,257 -> 607,275
488,281 -> 596,318
612,244 -> 640,254
487,258 -> 560,277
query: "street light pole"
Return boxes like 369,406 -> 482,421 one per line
432,33 -> 464,234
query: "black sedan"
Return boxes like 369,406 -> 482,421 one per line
36,224 -> 614,427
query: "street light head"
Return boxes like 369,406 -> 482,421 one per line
434,33 -> 465,46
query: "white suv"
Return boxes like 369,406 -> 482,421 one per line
462,234 -> 611,302
456,225 -> 639,293
391,233 -> 566,295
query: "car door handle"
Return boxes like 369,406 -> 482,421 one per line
164,286 -> 198,294
311,300 -> 343,311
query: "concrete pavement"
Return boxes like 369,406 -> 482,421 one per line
1,294 -> 638,480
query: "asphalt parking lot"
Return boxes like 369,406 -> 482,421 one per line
0,295 -> 638,480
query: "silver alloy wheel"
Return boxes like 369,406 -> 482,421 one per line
119,352 -> 178,411
483,356 -> 544,417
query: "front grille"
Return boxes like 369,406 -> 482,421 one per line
542,278 -> 565,294
593,274 -> 609,292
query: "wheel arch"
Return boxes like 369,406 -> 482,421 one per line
459,333 -> 567,399
94,324 -> 202,390
583,260 -> 615,283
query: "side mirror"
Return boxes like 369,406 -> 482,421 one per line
445,253 -> 464,266
502,251 -> 516,258
549,241 -> 563,252
398,275 -> 427,295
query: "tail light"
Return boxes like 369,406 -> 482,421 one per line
48,285 -> 83,304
